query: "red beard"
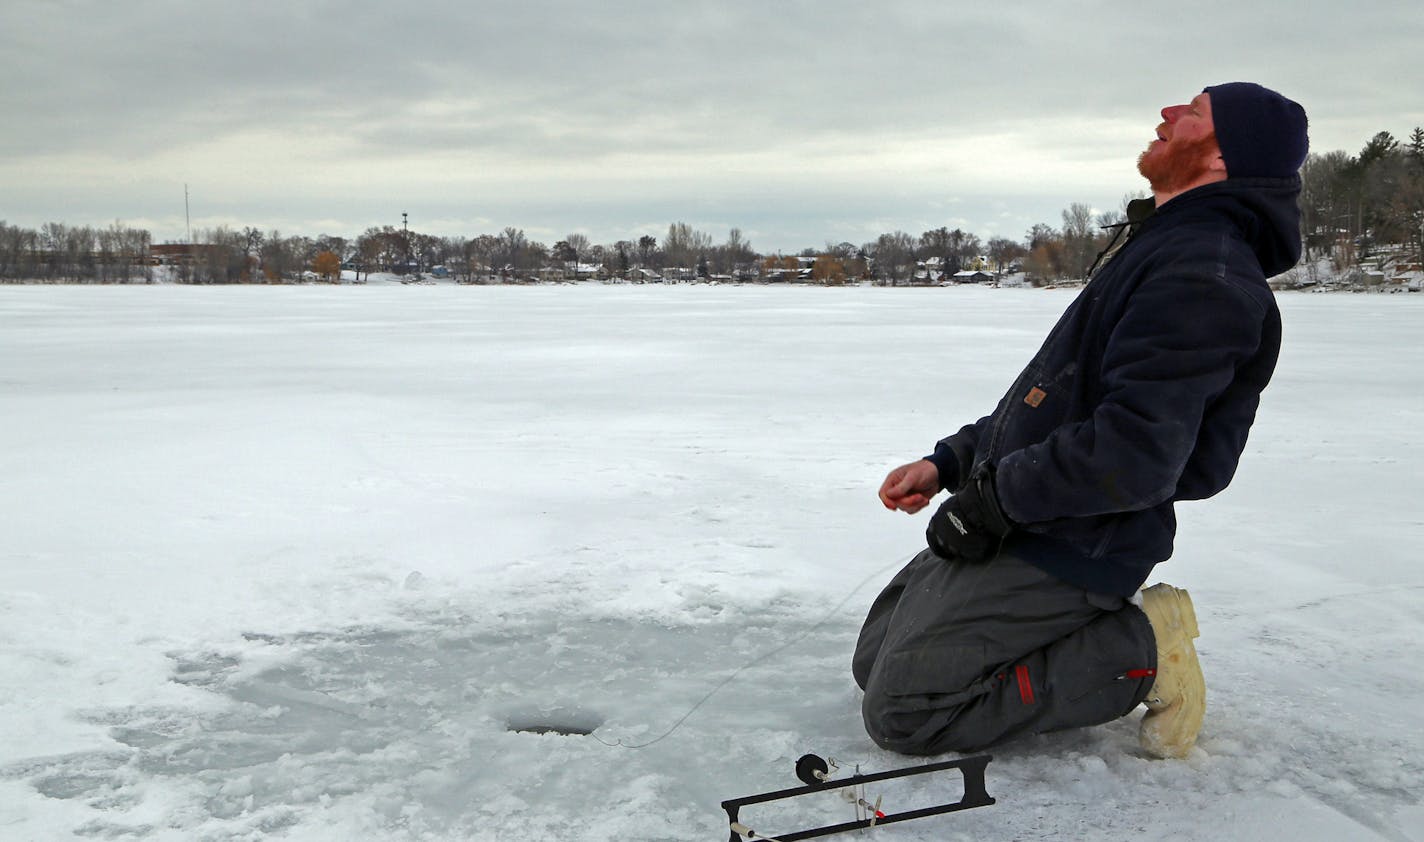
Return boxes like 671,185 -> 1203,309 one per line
1137,133 -> 1221,194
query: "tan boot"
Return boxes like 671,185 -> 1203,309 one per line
1138,583 -> 1205,759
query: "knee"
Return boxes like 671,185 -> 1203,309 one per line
860,687 -> 943,756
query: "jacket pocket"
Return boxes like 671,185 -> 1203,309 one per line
1024,361 -> 1079,410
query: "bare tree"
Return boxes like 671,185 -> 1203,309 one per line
315,235 -> 349,264
498,227 -> 527,280
987,236 -> 1026,274
873,231 -> 915,285
662,222 -> 712,273
954,230 -> 983,272
192,226 -> 247,283
919,227 -> 951,275
565,233 -> 590,277
464,234 -> 498,282
1061,203 -> 1098,280
714,228 -> 754,276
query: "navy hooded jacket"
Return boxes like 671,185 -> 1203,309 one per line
926,176 -> 1299,596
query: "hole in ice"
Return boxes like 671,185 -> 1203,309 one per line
505,707 -> 604,736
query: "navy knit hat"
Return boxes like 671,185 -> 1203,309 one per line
1203,82 -> 1309,179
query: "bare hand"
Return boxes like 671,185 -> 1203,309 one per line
878,460 -> 941,514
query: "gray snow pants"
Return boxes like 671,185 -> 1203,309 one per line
853,548 -> 1158,755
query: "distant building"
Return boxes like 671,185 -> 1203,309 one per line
150,243 -> 227,265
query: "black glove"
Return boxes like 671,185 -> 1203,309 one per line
926,466 -> 1014,563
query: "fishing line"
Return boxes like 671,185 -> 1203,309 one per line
591,553 -> 914,750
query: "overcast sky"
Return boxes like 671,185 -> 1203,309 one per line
3,0 -> 1420,253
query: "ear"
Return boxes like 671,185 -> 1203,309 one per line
1205,137 -> 1229,176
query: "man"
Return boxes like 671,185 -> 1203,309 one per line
852,83 -> 1308,759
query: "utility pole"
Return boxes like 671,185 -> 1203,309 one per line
402,211 -> 410,272
185,183 -> 192,244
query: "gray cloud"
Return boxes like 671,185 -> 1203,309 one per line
3,0 -> 1421,250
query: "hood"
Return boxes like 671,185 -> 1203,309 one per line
1147,177 -> 1304,277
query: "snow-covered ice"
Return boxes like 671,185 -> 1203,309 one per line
1,284 -> 1421,841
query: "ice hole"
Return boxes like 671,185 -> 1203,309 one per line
504,708 -> 604,736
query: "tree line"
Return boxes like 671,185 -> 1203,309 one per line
0,212 -> 1131,287
0,221 -> 152,283
1301,128 -> 1424,270
4,127 -> 1420,286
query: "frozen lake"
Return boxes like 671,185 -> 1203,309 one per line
2,284 -> 1421,840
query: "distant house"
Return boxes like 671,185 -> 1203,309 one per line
766,267 -> 813,282
732,263 -> 760,282
914,256 -> 952,284
952,270 -> 995,284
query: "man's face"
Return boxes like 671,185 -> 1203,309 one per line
1137,93 -> 1224,193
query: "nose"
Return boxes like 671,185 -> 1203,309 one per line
1161,104 -> 1187,123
